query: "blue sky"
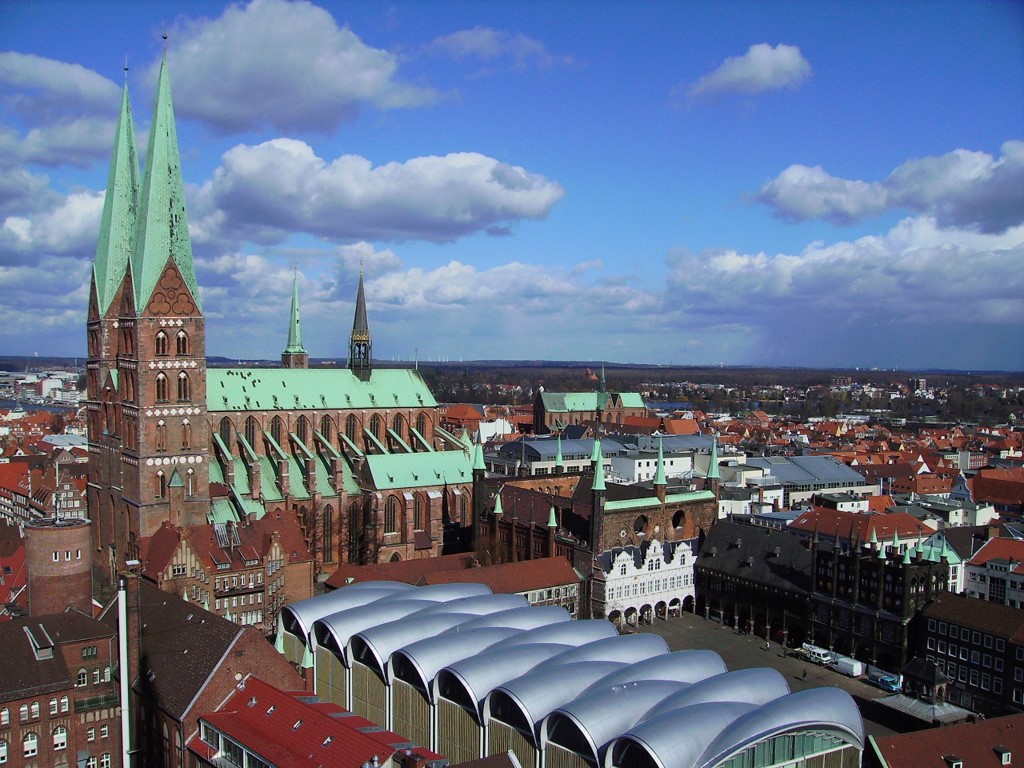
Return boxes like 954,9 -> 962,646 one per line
1,0 -> 1022,370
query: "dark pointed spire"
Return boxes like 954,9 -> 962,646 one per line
131,52 -> 200,311
349,267 -> 372,380
281,269 -> 308,368
93,78 -> 139,316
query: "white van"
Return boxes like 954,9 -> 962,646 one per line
802,643 -> 832,665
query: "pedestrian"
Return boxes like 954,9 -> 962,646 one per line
765,641 -> 770,651
802,669 -> 807,681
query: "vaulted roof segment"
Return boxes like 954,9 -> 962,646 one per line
93,81 -> 139,316
131,53 -> 201,311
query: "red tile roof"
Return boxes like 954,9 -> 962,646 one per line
790,508 -> 931,542
190,675 -> 401,768
419,556 -> 581,593
870,712 -> 1024,768
968,537 -> 1024,574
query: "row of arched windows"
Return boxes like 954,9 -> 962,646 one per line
0,697 -> 69,725
217,412 -> 433,453
154,469 -> 197,499
155,419 -> 191,452
155,372 -> 191,403
155,330 -> 190,357
382,491 -> 468,534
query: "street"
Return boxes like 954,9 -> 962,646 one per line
634,611 -> 900,740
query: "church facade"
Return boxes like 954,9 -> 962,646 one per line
86,56 -> 474,585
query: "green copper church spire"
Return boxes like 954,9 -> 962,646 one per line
281,269 -> 309,368
284,271 -> 305,353
131,52 -> 201,311
349,267 -> 372,380
653,437 -> 667,487
93,77 -> 139,316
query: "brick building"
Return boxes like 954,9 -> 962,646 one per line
85,56 -> 476,589
920,591 -> 1024,717
139,514 -> 314,635
0,610 -> 119,768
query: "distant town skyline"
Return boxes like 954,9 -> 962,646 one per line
0,0 -> 1021,371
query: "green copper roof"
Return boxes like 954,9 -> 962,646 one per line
365,449 -> 472,492
207,367 -> 437,412
707,435 -> 720,480
131,54 -> 201,311
541,391 -> 645,413
555,434 -> 564,468
592,443 -> 606,492
605,490 -> 715,512
473,441 -> 486,471
93,82 -> 139,316
653,439 -> 667,486
283,271 -> 306,355
493,492 -> 503,516
548,505 -> 557,527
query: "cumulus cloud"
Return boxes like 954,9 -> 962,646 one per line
159,0 -> 435,133
428,27 -> 575,73
192,139 -> 566,245
756,141 -> 1024,233
0,189 -> 104,265
0,53 -> 121,168
664,217 -> 1024,366
687,43 -> 811,100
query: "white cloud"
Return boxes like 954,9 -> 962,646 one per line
192,139 -> 566,245
160,0 -> 436,133
0,52 -> 120,120
664,216 -> 1024,366
0,53 -> 121,168
0,189 -> 103,264
756,141 -> 1024,233
688,43 -> 811,100
428,27 -> 575,73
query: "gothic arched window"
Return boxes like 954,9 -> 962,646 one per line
156,420 -> 167,452
175,330 -> 189,356
413,494 -> 425,531
345,415 -> 358,444
155,373 -> 169,402
155,331 -> 168,357
416,413 -> 427,439
384,496 -> 399,534
296,416 -> 310,445
244,417 -> 258,448
369,414 -> 382,440
319,415 -> 333,442
177,372 -> 190,402
323,506 -> 333,563
270,417 -> 283,445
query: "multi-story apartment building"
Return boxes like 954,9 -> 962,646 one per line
920,591 -> 1024,717
0,611 -> 120,768
964,537 -> 1024,607
140,516 -> 313,635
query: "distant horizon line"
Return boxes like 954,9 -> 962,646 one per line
0,354 -> 1020,377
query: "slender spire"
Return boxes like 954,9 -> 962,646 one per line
493,492 -> 503,516
555,433 -> 564,471
653,437 -> 667,487
592,441 -> 606,492
707,434 -> 720,480
93,78 -> 139,316
349,268 -> 372,380
473,441 -> 486,472
548,505 -> 558,528
284,270 -> 306,353
131,52 -> 200,310
281,269 -> 308,368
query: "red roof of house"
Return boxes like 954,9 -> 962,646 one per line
663,418 -> 699,435
419,556 -> 581,593
870,712 -> 1024,768
325,552 -> 478,590
971,468 -> 1024,507
790,508 -> 931,542
189,676 -> 406,768
968,537 -> 1024,574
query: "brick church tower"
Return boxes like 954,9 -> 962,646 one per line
87,55 -> 211,580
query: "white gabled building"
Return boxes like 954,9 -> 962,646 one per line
594,538 -> 697,627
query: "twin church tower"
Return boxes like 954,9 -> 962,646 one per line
86,55 -> 463,581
